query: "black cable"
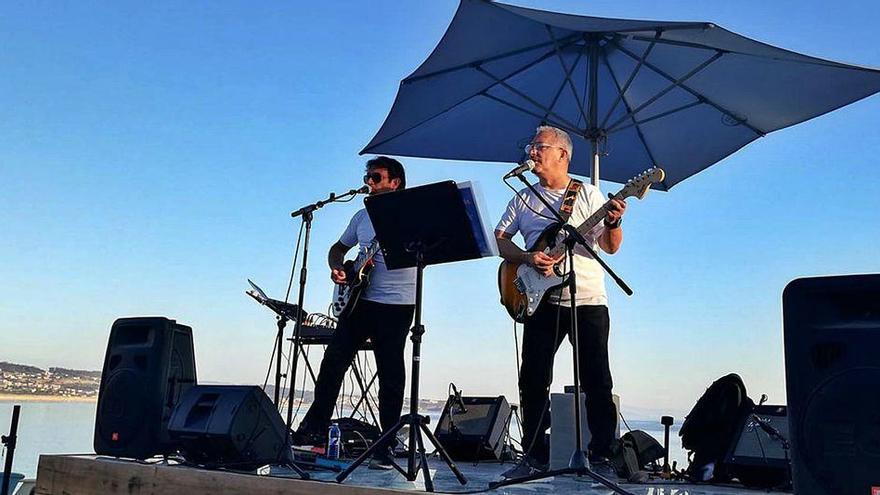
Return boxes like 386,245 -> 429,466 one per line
291,345 -> 309,423
512,319 -> 521,385
262,329 -> 279,393
284,219 -> 305,303
619,410 -> 633,433
512,293 -> 565,468
502,178 -> 556,222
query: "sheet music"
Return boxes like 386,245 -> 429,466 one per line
457,181 -> 499,258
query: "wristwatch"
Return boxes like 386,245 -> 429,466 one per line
604,217 -> 622,229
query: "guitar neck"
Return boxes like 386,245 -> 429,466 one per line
546,192 -> 620,258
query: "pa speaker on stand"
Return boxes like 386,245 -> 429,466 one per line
783,274 -> 880,495
94,317 -> 196,459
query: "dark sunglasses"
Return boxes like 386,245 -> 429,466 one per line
363,172 -> 385,184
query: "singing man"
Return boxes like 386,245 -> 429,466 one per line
294,156 -> 415,470
494,125 -> 626,478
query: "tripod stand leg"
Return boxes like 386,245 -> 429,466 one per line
419,422 -> 467,485
336,416 -> 406,483
414,427 -> 434,492
489,466 -> 635,495
284,461 -> 311,479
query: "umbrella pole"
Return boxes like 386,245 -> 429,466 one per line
589,40 -> 600,190
591,140 -> 601,189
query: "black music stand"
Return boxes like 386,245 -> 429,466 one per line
245,280 -> 311,478
336,181 -> 493,491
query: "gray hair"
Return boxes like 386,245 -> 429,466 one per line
536,125 -> 573,159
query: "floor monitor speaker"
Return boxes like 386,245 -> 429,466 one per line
168,385 -> 291,468
434,395 -> 511,461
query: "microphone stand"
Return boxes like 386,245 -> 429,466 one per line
280,186 -> 367,478
490,173 -> 633,495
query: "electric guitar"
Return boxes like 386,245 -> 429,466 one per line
498,167 -> 665,322
331,240 -> 381,318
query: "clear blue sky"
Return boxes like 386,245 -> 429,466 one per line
2,0 -> 879,419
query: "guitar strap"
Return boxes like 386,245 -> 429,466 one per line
558,178 -> 583,223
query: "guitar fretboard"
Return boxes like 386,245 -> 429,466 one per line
546,192 -> 621,258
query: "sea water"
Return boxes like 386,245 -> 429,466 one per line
0,400 -> 686,478
0,401 -> 97,478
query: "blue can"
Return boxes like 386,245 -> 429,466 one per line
327,422 -> 341,460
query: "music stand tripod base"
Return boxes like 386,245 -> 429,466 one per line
336,181 -> 486,491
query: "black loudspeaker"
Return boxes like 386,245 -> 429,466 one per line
724,405 -> 791,488
168,385 -> 291,468
434,395 -> 511,461
94,317 -> 196,459
783,275 -> 880,495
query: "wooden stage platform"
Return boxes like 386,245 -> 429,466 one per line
34,455 -> 790,495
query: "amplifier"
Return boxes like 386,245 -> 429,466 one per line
724,404 -> 790,488
434,395 -> 511,461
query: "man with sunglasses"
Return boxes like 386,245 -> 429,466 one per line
494,125 -> 626,479
293,156 -> 415,470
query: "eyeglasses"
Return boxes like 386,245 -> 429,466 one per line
524,142 -> 565,154
363,172 -> 386,184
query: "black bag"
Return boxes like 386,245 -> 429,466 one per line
609,430 -> 663,481
679,373 -> 755,480
621,430 -> 664,469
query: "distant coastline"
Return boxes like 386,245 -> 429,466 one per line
0,393 -> 97,403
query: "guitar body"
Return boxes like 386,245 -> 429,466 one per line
498,224 -> 568,323
331,242 -> 380,318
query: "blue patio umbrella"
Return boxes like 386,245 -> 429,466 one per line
362,0 -> 880,190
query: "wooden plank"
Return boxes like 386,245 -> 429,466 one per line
35,455 -> 413,495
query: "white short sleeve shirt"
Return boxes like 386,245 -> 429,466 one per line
495,181 -> 608,306
339,208 -> 416,305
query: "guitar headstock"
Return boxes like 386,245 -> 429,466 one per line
618,167 -> 665,200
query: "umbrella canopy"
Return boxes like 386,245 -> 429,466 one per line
362,0 -> 880,190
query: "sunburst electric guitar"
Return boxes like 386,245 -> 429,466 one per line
498,167 -> 665,322
330,240 -> 381,318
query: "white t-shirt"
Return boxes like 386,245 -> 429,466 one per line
495,181 -> 608,306
339,208 -> 416,305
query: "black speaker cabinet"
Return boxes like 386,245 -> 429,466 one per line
783,275 -> 880,495
94,317 -> 196,459
724,404 -> 790,488
434,395 -> 511,461
168,385 -> 291,468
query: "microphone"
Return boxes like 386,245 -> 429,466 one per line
502,159 -> 535,179
290,186 -> 370,217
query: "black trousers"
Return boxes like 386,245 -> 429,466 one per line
299,299 -> 414,441
519,302 -> 616,463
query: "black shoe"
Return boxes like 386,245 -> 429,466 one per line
500,456 -> 546,479
290,429 -> 324,447
587,457 -> 619,486
368,451 -> 395,471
